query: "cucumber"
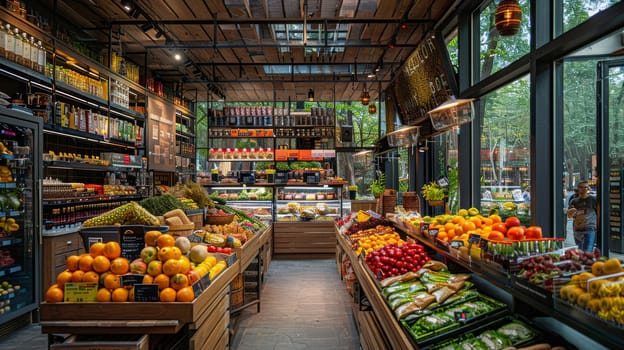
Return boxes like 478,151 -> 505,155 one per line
210,195 -> 227,205
214,203 -> 265,228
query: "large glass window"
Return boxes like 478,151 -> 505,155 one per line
559,0 -> 621,35
479,76 -> 531,225
477,0 -> 531,81
561,58 -> 599,242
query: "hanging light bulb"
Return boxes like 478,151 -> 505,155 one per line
368,104 -> 377,114
495,0 -> 522,36
307,88 -> 315,102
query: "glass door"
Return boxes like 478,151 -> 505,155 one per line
0,109 -> 41,326
598,59 -> 624,257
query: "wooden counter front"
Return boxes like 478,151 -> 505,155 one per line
274,221 -> 335,256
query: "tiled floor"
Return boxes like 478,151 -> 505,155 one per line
0,258 -> 359,350
230,258 -> 360,350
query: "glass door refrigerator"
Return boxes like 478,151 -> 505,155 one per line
0,107 -> 42,335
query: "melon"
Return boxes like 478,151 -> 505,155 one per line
175,236 -> 191,255
189,245 -> 208,264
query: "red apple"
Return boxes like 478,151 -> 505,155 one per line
130,258 -> 147,274
505,216 -> 521,228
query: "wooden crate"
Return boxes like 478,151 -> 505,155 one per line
187,212 -> 204,230
350,200 -> 377,213
40,260 -> 240,335
189,287 -> 230,350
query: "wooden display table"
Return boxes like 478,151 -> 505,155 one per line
335,228 -> 414,350
40,259 -> 240,350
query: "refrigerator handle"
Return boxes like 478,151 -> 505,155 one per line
38,178 -> 43,246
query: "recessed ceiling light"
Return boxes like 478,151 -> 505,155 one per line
174,53 -> 182,61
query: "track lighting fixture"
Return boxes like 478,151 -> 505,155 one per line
121,0 -> 133,12
307,88 -> 315,102
140,23 -> 154,33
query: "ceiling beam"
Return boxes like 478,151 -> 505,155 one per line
142,41 -> 418,49
189,61 -> 398,67
108,17 -> 436,26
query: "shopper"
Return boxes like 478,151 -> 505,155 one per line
567,181 -> 598,252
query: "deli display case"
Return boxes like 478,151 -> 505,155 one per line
205,185 -> 273,222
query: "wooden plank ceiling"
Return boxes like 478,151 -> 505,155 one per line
39,0 -> 455,103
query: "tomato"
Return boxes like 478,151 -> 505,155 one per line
505,216 -> 522,228
222,247 -> 232,254
525,226 -> 543,239
506,226 -> 525,241
207,245 -> 217,253
492,223 -> 508,235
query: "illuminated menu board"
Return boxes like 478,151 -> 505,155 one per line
393,32 -> 457,126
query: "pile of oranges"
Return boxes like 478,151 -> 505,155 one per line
45,232 -> 198,304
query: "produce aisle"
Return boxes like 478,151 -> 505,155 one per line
0,258 -> 359,350
231,259 -> 360,350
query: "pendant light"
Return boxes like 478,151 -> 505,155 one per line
307,88 -> 315,102
495,0 -> 522,37
360,84 -> 370,105
368,104 -> 377,114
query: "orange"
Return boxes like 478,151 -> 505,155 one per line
159,287 -> 177,302
158,246 -> 182,262
170,273 -> 189,290
489,214 -> 502,223
470,216 -> 483,228
176,286 -> 195,302
66,255 -> 81,272
444,222 -> 455,232
104,273 -> 121,289
99,271 -> 111,288
96,288 -> 112,302
89,242 -> 106,257
128,287 -> 135,302
177,257 -> 191,274
82,271 -> 100,283
162,259 -> 181,276
145,230 -> 162,247
71,270 -> 85,283
103,241 -> 121,260
157,234 -> 176,249
482,217 -> 493,226
56,270 -> 73,288
111,287 -> 129,302
110,257 -> 130,275
92,255 -> 111,273
78,255 -> 94,272
143,275 -> 154,284
462,221 -> 476,233
153,274 -> 170,290
45,285 -> 64,303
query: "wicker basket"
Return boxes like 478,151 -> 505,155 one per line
168,223 -> 195,237
205,214 -> 234,225
187,212 -> 204,230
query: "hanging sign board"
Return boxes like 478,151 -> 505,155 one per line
393,31 -> 458,126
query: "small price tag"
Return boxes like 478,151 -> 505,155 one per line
192,281 -> 203,298
428,228 -> 439,239
420,222 -> 430,231
64,282 -> 98,302
450,240 -> 464,249
469,233 -> 481,245
120,274 -> 145,287
187,234 -> 203,243
133,284 -> 160,302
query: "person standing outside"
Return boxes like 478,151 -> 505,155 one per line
567,181 -> 598,251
